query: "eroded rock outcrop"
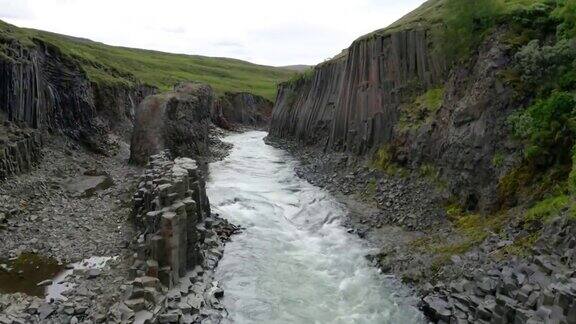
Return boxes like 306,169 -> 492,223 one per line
125,152 -> 237,323
211,92 -> 273,129
0,124 -> 42,180
130,83 -> 214,165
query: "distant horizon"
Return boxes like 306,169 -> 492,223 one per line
0,0 -> 427,66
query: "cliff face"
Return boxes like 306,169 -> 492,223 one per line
212,92 -> 273,129
0,37 -> 154,179
271,30 -> 445,151
271,57 -> 346,146
402,30 -> 518,211
92,83 -> 156,142
270,28 -> 519,211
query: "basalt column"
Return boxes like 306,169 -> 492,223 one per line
132,152 -> 210,285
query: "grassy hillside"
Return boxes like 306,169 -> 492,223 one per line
361,0 -> 555,38
0,20 -> 295,100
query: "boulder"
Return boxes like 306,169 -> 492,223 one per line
63,174 -> 113,197
130,83 -> 213,165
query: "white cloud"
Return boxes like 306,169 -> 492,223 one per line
1,0 -> 427,66
0,0 -> 33,19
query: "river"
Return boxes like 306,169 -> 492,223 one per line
207,131 -> 424,324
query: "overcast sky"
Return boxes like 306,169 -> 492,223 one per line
0,0 -> 427,66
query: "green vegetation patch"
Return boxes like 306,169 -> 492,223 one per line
434,0 -> 503,62
525,194 -> 571,222
553,0 -> 576,38
508,91 -> 576,167
498,232 -> 540,257
492,152 -> 506,168
370,145 -> 408,177
0,20 -> 295,100
398,87 -> 444,131
434,214 -> 505,256
286,67 -> 315,85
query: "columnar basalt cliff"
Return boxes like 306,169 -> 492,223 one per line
0,37 -> 155,179
0,39 -> 154,147
271,29 -> 445,151
270,27 -> 519,211
329,30 -> 445,153
131,152 -> 210,285
271,56 -> 346,146
211,92 -> 274,129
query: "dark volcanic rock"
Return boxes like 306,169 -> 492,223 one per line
130,83 -> 214,165
212,92 -> 273,129
269,27 -> 523,211
0,124 -> 43,180
0,36 -> 154,180
270,29 -> 445,151
125,152 -> 239,323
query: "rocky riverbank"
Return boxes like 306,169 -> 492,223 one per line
267,136 -> 576,324
0,132 -> 142,323
0,128 -> 239,323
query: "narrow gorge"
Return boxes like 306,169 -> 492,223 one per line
1,0 -> 576,323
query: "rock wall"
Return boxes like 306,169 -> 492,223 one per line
211,92 -> 273,129
271,57 -> 346,147
130,83 -> 213,165
0,37 -> 155,177
402,30 -> 518,211
269,28 -> 519,211
270,29 -> 445,152
0,126 -> 42,180
92,83 -> 156,142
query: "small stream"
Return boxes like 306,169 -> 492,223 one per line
207,131 -> 424,323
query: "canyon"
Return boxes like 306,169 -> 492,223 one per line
1,0 -> 576,323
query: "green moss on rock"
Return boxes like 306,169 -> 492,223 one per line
398,87 -> 445,131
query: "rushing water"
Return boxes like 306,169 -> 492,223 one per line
208,131 -> 424,324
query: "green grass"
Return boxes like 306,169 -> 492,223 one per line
430,211 -> 508,257
360,0 -> 554,40
398,87 -> 445,130
0,20 -> 295,100
492,152 -> 505,168
371,145 -> 408,177
525,194 -> 571,222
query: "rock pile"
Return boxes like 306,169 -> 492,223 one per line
121,152 -> 238,323
131,152 -> 211,284
422,217 -> 576,324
